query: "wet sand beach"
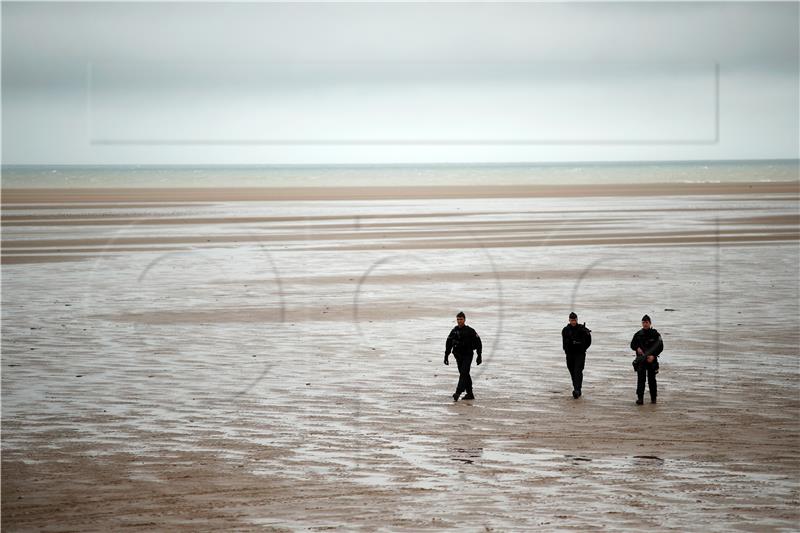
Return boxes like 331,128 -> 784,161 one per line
2,182 -> 799,531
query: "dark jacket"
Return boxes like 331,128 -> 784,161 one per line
445,325 -> 482,357
630,328 -> 664,358
562,324 -> 592,355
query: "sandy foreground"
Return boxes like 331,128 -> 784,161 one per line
2,182 -> 799,531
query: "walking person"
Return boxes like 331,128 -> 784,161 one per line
630,314 -> 664,405
444,311 -> 482,401
562,312 -> 592,398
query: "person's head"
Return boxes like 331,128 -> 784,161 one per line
641,314 -> 652,329
568,312 -> 577,326
456,311 -> 465,326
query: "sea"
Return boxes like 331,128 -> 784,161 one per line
1,160 -> 798,189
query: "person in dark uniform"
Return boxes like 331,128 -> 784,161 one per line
444,311 -> 482,401
630,314 -> 664,405
561,312 -> 592,399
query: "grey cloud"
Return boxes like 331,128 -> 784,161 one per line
2,2 -> 798,164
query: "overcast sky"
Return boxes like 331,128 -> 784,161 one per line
2,1 -> 798,165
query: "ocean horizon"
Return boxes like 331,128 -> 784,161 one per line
2,159 -> 798,189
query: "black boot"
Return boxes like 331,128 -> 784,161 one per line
636,396 -> 644,405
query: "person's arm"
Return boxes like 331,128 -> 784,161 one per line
652,333 -> 664,357
630,332 -> 639,352
562,328 -> 569,353
445,331 -> 454,357
584,328 -> 592,351
444,329 -> 454,365
475,330 -> 483,364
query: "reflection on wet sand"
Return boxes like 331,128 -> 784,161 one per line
2,184 -> 798,530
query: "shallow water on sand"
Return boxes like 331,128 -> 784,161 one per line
2,191 -> 799,530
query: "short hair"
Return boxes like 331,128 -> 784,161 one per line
456,311 -> 466,319
641,314 -> 651,322
569,312 -> 578,319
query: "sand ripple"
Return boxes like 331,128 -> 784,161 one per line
2,186 -> 799,530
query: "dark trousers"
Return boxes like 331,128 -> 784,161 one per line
566,352 -> 585,393
454,353 -> 474,395
636,362 -> 658,399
